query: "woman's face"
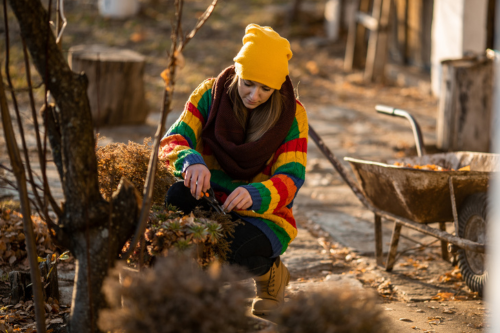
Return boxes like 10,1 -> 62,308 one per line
237,78 -> 275,109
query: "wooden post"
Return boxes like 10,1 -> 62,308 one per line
374,214 -> 384,267
437,56 -> 493,152
68,44 -> 148,127
391,0 -> 408,64
439,222 -> 449,262
364,0 -> 392,81
406,0 -> 422,67
385,222 -> 402,272
345,0 -> 371,71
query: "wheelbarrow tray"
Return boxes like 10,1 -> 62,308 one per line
344,152 -> 499,224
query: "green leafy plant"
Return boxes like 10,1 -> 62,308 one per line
123,206 -> 239,268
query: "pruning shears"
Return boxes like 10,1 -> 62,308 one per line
201,188 -> 226,215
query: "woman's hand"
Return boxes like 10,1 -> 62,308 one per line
223,187 -> 253,212
183,164 -> 211,200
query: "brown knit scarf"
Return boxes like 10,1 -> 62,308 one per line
201,66 -> 296,180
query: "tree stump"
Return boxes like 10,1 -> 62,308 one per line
437,56 -> 493,152
8,254 -> 60,304
68,44 -> 148,127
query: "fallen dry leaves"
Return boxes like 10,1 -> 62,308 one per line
0,297 -> 69,332
0,209 -> 56,268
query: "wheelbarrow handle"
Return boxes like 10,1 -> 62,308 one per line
375,104 -> 426,157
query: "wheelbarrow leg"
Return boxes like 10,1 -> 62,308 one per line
374,214 -> 384,267
385,222 -> 402,272
439,222 -> 449,262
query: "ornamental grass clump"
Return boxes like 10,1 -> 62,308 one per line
98,254 -> 249,333
122,206 -> 238,268
96,137 -> 176,205
271,287 -> 390,333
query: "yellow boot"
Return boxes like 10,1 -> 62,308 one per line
252,257 -> 290,315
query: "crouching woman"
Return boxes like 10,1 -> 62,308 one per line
159,24 -> 308,315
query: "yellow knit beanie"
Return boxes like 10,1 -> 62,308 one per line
233,24 -> 292,90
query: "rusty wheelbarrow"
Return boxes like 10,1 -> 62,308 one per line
309,105 -> 499,295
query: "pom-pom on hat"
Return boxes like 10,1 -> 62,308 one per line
233,24 -> 292,90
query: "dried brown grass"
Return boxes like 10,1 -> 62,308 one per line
98,254 -> 249,333
271,287 -> 390,333
96,137 -> 176,206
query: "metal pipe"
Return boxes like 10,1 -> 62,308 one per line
375,104 -> 426,156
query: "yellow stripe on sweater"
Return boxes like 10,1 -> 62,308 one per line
296,104 -> 308,139
167,145 -> 192,165
271,151 -> 307,175
251,172 -> 271,183
182,108 -> 203,137
263,180 -> 280,212
190,79 -> 215,109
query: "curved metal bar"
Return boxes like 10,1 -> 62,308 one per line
375,104 -> 426,157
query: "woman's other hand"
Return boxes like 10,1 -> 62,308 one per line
223,187 -> 253,212
183,164 -> 211,200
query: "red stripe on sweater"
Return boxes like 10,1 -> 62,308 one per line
261,138 -> 307,175
160,136 -> 190,154
274,208 -> 297,229
187,102 -> 206,127
271,177 -> 289,212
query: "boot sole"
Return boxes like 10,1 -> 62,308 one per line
252,270 -> 291,316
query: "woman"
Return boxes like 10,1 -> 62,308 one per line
160,24 -> 308,315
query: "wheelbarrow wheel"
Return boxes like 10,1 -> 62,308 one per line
457,193 -> 488,296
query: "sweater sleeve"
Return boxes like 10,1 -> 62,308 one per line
242,101 -> 308,214
159,79 -> 214,177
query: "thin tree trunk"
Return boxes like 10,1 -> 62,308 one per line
7,1 -> 141,331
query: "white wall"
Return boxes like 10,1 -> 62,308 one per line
431,0 -> 488,96
487,49 -> 500,333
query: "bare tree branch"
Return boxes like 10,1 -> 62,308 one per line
123,0 -> 217,260
22,39 -> 63,219
3,0 -> 46,220
0,58 -> 46,333
181,0 -> 218,50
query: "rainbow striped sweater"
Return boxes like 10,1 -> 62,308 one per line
159,79 -> 308,257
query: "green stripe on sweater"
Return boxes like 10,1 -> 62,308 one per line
170,121 -> 197,149
275,162 -> 306,180
198,89 -> 212,119
252,183 -> 271,213
261,218 -> 291,253
174,149 -> 200,174
284,118 -> 300,142
210,170 -> 248,192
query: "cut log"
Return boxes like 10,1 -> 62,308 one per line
437,56 -> 493,152
68,44 -> 148,127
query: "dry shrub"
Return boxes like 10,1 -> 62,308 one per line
271,287 -> 390,333
98,254 -> 249,333
122,206 -> 239,268
96,138 -> 176,205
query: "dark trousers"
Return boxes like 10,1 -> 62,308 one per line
165,181 -> 274,277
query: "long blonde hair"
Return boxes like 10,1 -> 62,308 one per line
227,74 -> 283,143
